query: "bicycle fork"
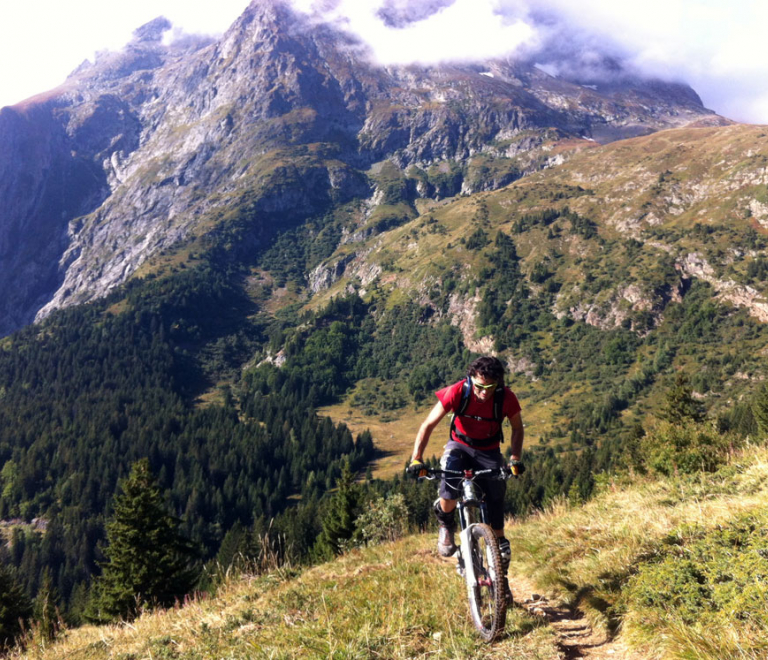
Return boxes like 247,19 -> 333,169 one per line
455,497 -> 492,586
457,525 -> 498,583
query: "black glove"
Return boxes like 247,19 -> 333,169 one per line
509,459 -> 526,476
407,459 -> 428,478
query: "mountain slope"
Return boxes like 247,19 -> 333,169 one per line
295,122 -> 768,453
0,118 -> 764,627
309,123 -> 768,321
0,0 -> 720,336
16,444 -> 768,660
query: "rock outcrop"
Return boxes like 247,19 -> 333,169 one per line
0,0 -> 718,335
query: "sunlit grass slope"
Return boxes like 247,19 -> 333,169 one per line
506,442 -> 768,659
19,536 -> 558,660
20,443 -> 768,660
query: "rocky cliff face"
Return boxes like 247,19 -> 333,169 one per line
0,0 -> 719,335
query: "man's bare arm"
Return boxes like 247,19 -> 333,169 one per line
411,401 -> 448,461
508,412 -> 524,461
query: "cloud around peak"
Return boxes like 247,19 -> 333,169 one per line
291,0 -> 539,65
287,0 -> 768,124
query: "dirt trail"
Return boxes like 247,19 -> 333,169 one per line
426,549 -> 647,658
509,576 -> 647,660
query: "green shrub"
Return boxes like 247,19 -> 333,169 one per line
643,420 -> 739,476
464,227 -> 489,250
354,493 -> 410,545
752,383 -> 768,438
628,556 -> 712,624
625,513 -> 768,642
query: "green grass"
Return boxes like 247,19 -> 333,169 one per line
19,536 -> 558,660
505,443 -> 768,658
22,445 -> 768,660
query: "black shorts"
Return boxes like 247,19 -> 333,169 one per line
439,441 -> 506,530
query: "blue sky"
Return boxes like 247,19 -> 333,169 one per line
1,0 -> 766,124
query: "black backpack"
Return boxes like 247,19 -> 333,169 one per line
449,376 -> 505,447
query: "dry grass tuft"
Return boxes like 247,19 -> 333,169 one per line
16,536 -> 559,660
19,445 -> 768,659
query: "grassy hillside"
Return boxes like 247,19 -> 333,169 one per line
300,123 -> 768,458
509,444 -> 768,659
18,443 -> 768,660
16,536 -> 560,660
4,121 -> 768,646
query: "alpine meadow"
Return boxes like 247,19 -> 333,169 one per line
2,1 -> 768,658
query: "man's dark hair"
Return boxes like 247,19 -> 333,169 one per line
467,356 -> 505,385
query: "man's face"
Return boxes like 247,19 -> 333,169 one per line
471,374 -> 497,401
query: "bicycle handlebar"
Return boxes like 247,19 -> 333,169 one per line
417,466 -> 515,481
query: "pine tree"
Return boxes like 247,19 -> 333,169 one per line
90,459 -> 199,622
659,374 -> 705,424
752,383 -> 768,437
214,521 -> 248,577
0,563 -> 32,651
33,568 -> 59,643
314,460 -> 360,559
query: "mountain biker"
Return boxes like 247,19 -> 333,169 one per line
408,356 -> 524,602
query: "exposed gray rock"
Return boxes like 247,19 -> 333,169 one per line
447,292 -> 495,354
309,255 -> 355,293
676,252 -> 768,323
0,0 -> 718,335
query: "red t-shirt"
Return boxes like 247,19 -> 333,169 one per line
435,379 -> 521,450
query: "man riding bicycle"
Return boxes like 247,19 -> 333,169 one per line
408,356 -> 524,601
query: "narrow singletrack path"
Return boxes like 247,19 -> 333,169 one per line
509,577 -> 648,660
424,546 -> 647,658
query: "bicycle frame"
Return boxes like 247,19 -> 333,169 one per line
419,466 -> 511,641
456,476 -> 485,589
456,475 -> 490,528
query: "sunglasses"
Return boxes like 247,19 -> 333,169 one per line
471,379 -> 497,391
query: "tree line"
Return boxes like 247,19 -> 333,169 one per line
3,199 -> 768,651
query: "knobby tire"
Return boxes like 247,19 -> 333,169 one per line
465,523 -> 506,642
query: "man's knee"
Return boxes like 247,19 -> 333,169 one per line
486,499 -> 505,530
433,499 -> 456,528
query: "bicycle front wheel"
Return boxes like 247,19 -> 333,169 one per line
464,523 -> 506,641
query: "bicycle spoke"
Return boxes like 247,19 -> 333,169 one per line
464,523 -> 506,641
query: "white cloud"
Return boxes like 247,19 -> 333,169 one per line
303,0 -> 537,64
512,0 -> 768,123
0,1 -> 250,108
2,0 -> 768,124
292,0 -> 768,124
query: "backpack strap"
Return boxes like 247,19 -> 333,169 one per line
450,378 -> 506,447
492,385 -> 504,424
456,376 -> 472,416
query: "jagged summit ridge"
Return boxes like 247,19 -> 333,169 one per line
0,0 -> 721,336
131,16 -> 173,44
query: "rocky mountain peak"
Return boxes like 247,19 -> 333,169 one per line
0,0 -> 725,336
229,0 -> 301,42
131,16 -> 172,44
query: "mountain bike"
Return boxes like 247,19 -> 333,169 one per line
417,466 -> 514,642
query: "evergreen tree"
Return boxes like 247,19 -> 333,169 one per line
67,582 -> 90,627
752,383 -> 768,438
90,459 -> 199,622
33,568 -> 60,643
209,521 -> 252,584
0,563 -> 32,651
659,374 -> 705,424
314,460 -> 360,559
